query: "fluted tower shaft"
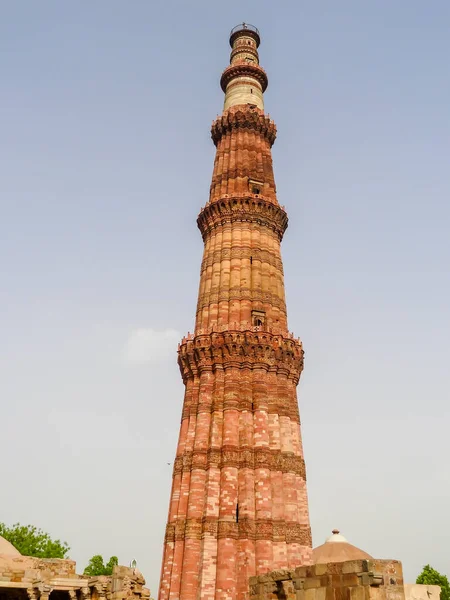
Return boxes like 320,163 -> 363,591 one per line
158,24 -> 312,600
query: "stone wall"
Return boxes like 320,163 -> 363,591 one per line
0,554 -> 80,588
0,554 -> 150,600
249,559 -> 405,600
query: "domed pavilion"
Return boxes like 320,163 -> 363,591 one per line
312,529 -> 373,564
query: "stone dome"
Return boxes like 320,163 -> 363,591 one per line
0,536 -> 21,556
312,529 -> 372,564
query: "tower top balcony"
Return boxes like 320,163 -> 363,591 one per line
223,23 -> 266,110
229,23 -> 261,48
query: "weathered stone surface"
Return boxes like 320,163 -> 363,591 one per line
304,579 -> 321,590
0,549 -> 150,600
404,585 -> 441,600
249,561 -> 409,600
158,24 -> 312,600
342,561 -> 370,575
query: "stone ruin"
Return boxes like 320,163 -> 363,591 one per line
0,544 -> 151,600
249,559 -> 440,600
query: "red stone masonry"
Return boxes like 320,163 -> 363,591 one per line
158,24 -> 312,600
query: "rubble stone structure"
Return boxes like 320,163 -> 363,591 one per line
0,541 -> 150,600
159,23 -> 312,600
249,560 -> 406,600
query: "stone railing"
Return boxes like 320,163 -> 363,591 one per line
197,194 -> 288,241
180,323 -> 301,347
178,327 -> 304,383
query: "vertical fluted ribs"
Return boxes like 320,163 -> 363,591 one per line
161,97 -> 312,600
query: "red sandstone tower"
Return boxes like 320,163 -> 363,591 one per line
159,24 -> 312,600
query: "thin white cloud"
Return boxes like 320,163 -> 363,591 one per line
122,328 -> 181,364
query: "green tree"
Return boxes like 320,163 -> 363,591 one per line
416,565 -> 450,600
83,555 -> 118,576
0,523 -> 69,558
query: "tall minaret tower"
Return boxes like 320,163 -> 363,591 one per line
158,24 -> 312,600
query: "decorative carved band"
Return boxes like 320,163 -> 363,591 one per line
200,246 -> 284,275
230,45 -> 259,63
172,447 -> 306,478
184,323 -> 300,338
178,330 -> 303,383
198,196 -> 288,241
220,63 -> 268,93
211,107 -> 276,147
181,398 -> 300,423
196,288 -> 287,316
164,518 -> 311,546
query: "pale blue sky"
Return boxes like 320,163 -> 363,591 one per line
1,1 -> 449,595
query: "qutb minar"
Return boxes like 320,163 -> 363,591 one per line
159,24 -> 312,600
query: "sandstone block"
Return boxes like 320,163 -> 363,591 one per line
314,564 -> 328,576
342,574 -> 360,587
342,561 -> 368,574
351,586 -> 366,600
305,588 -> 318,600
304,578 -> 321,590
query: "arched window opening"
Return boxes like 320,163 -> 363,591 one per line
252,310 -> 266,329
249,178 -> 264,195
